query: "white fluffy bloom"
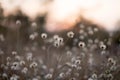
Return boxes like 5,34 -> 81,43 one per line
78,41 -> 86,48
11,62 -> 20,70
41,33 -> 47,39
21,67 -> 28,74
67,31 -> 74,38
30,62 -> 38,68
44,73 -> 52,79
10,74 -> 19,80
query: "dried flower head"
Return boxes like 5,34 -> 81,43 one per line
67,31 -> 74,38
41,33 -> 47,39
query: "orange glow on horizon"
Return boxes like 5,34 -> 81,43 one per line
0,0 -> 120,32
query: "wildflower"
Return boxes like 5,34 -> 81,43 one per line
107,74 -> 113,80
53,35 -> 59,41
38,59 -> 43,64
29,34 -> 35,40
58,37 -> 64,43
20,60 -> 25,66
100,44 -> 106,50
6,62 -> 10,66
12,51 -> 17,56
11,62 -> 20,70
44,73 -> 52,79
31,22 -> 37,27
59,72 -> 65,78
78,41 -> 85,48
71,64 -> 77,68
21,67 -> 28,74
16,20 -> 21,25
101,50 -> 106,55
27,52 -> 33,56
53,41 -> 60,48
88,78 -> 93,80
2,73 -> 8,78
79,29 -> 85,34
87,27 -> 92,31
0,49 -> 4,55
0,34 -> 5,41
91,73 -> 97,79
110,65 -> 117,71
79,35 -> 85,40
6,57 -> 11,61
75,60 -> 81,65
88,30 -> 94,35
32,78 -> 39,80
29,32 -> 38,40
94,39 -> 99,43
76,66 -> 82,70
67,31 -> 74,38
88,73 -> 97,80
33,32 -> 38,37
70,77 -> 76,80
66,51 -> 72,56
49,68 -> 54,73
30,62 -> 38,68
15,55 -> 21,61
79,24 -> 85,29
93,27 -> 99,32
26,53 -> 33,61
88,39 -> 93,44
10,74 -> 19,80
41,65 -> 47,70
41,33 -> 47,39
1,64 -> 5,68
108,58 -> 116,65
4,66 -> 9,70
71,57 -> 76,62
108,58 -> 114,63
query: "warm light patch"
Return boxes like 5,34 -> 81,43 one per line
0,0 -> 120,32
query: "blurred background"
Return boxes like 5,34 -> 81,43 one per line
0,0 -> 120,80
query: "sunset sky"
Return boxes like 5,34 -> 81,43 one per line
0,0 -> 120,32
